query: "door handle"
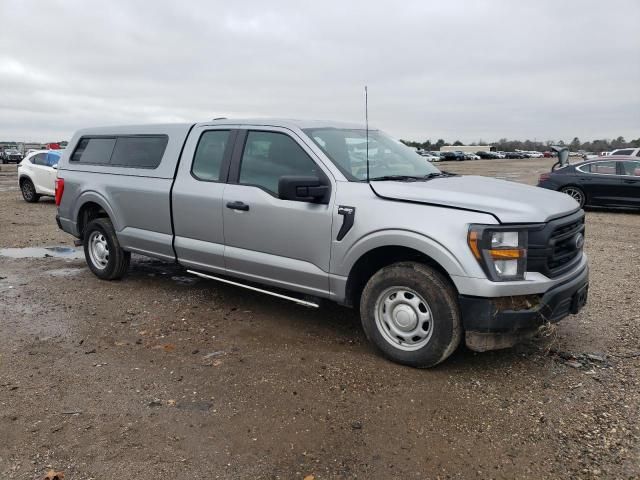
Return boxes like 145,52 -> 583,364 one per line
226,201 -> 249,211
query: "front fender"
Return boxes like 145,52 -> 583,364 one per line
332,228 -> 469,278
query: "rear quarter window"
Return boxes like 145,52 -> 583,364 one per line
110,136 -> 168,168
70,135 -> 168,168
71,138 -> 116,164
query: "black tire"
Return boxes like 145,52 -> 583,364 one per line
20,178 -> 40,203
560,186 -> 586,208
360,262 -> 461,368
83,218 -> 131,280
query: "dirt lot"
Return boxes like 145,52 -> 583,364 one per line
1,158 -> 638,479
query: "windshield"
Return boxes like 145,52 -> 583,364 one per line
303,128 -> 440,181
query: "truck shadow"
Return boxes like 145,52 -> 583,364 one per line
126,256 -> 551,372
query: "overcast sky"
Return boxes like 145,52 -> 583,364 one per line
1,0 -> 639,143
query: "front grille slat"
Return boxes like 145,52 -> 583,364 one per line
527,211 -> 585,278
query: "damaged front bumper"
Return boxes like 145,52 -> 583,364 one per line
459,264 -> 589,352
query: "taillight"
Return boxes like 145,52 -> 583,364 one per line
55,178 -> 64,206
538,173 -> 551,183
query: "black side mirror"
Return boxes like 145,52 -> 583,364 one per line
278,176 -> 329,204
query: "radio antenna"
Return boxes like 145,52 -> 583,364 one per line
365,85 -> 369,183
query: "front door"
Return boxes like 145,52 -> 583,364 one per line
222,128 -> 335,297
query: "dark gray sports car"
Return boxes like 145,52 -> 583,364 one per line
538,156 -> 640,208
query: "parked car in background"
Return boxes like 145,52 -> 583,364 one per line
610,148 -> 640,157
543,151 -> 556,158
417,150 -> 440,162
476,151 -> 500,159
441,151 -> 465,161
2,149 -> 22,164
537,156 -> 640,208
494,152 -> 506,159
17,149 -> 63,202
463,152 -> 480,160
505,152 -> 526,159
525,151 -> 544,158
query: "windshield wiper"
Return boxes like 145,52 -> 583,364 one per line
422,171 -> 457,179
369,175 -> 425,182
369,172 -> 458,182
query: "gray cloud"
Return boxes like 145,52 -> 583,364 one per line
1,0 -> 638,142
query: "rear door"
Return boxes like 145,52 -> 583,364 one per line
576,160 -> 620,206
618,160 -> 640,207
172,126 -> 237,274
41,152 -> 61,195
30,153 -> 55,194
222,128 -> 335,297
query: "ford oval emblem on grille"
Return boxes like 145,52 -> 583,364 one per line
573,233 -> 584,250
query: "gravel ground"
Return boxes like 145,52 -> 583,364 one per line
0,158 -> 638,479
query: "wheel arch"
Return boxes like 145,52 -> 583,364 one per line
76,193 -> 118,239
18,174 -> 33,185
339,229 -> 469,308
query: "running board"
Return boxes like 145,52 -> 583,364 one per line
186,270 -> 320,308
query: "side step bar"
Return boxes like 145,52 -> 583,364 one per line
186,270 -> 320,308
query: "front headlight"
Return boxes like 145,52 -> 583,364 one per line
468,226 -> 528,281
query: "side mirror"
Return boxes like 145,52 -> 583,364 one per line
278,176 -> 329,204
52,164 -> 58,170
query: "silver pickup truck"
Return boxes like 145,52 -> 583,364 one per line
55,119 -> 589,367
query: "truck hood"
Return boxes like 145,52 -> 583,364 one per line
370,175 -> 579,223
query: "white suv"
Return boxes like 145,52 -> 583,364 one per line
17,150 -> 63,202
610,147 -> 640,157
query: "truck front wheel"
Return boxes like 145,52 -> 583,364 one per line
83,218 -> 131,280
360,262 -> 461,368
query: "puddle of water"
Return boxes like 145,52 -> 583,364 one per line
0,246 -> 84,260
46,267 -> 85,277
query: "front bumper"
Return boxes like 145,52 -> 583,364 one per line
459,263 -> 588,337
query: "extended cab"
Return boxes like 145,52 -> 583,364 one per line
55,119 -> 589,367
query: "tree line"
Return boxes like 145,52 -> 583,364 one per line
400,136 -> 640,152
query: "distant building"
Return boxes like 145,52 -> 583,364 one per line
440,145 -> 495,153
16,142 -> 47,154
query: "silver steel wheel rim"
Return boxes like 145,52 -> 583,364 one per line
374,287 -> 434,351
88,231 -> 110,270
562,187 -> 583,204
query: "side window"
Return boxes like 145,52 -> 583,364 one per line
613,149 -> 632,156
110,136 -> 168,168
192,130 -> 231,181
589,161 -> 617,175
621,161 -> 640,177
239,131 -> 321,196
71,138 -> 116,164
32,153 -> 48,165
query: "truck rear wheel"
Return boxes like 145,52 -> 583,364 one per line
83,218 -> 130,280
360,262 -> 461,368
